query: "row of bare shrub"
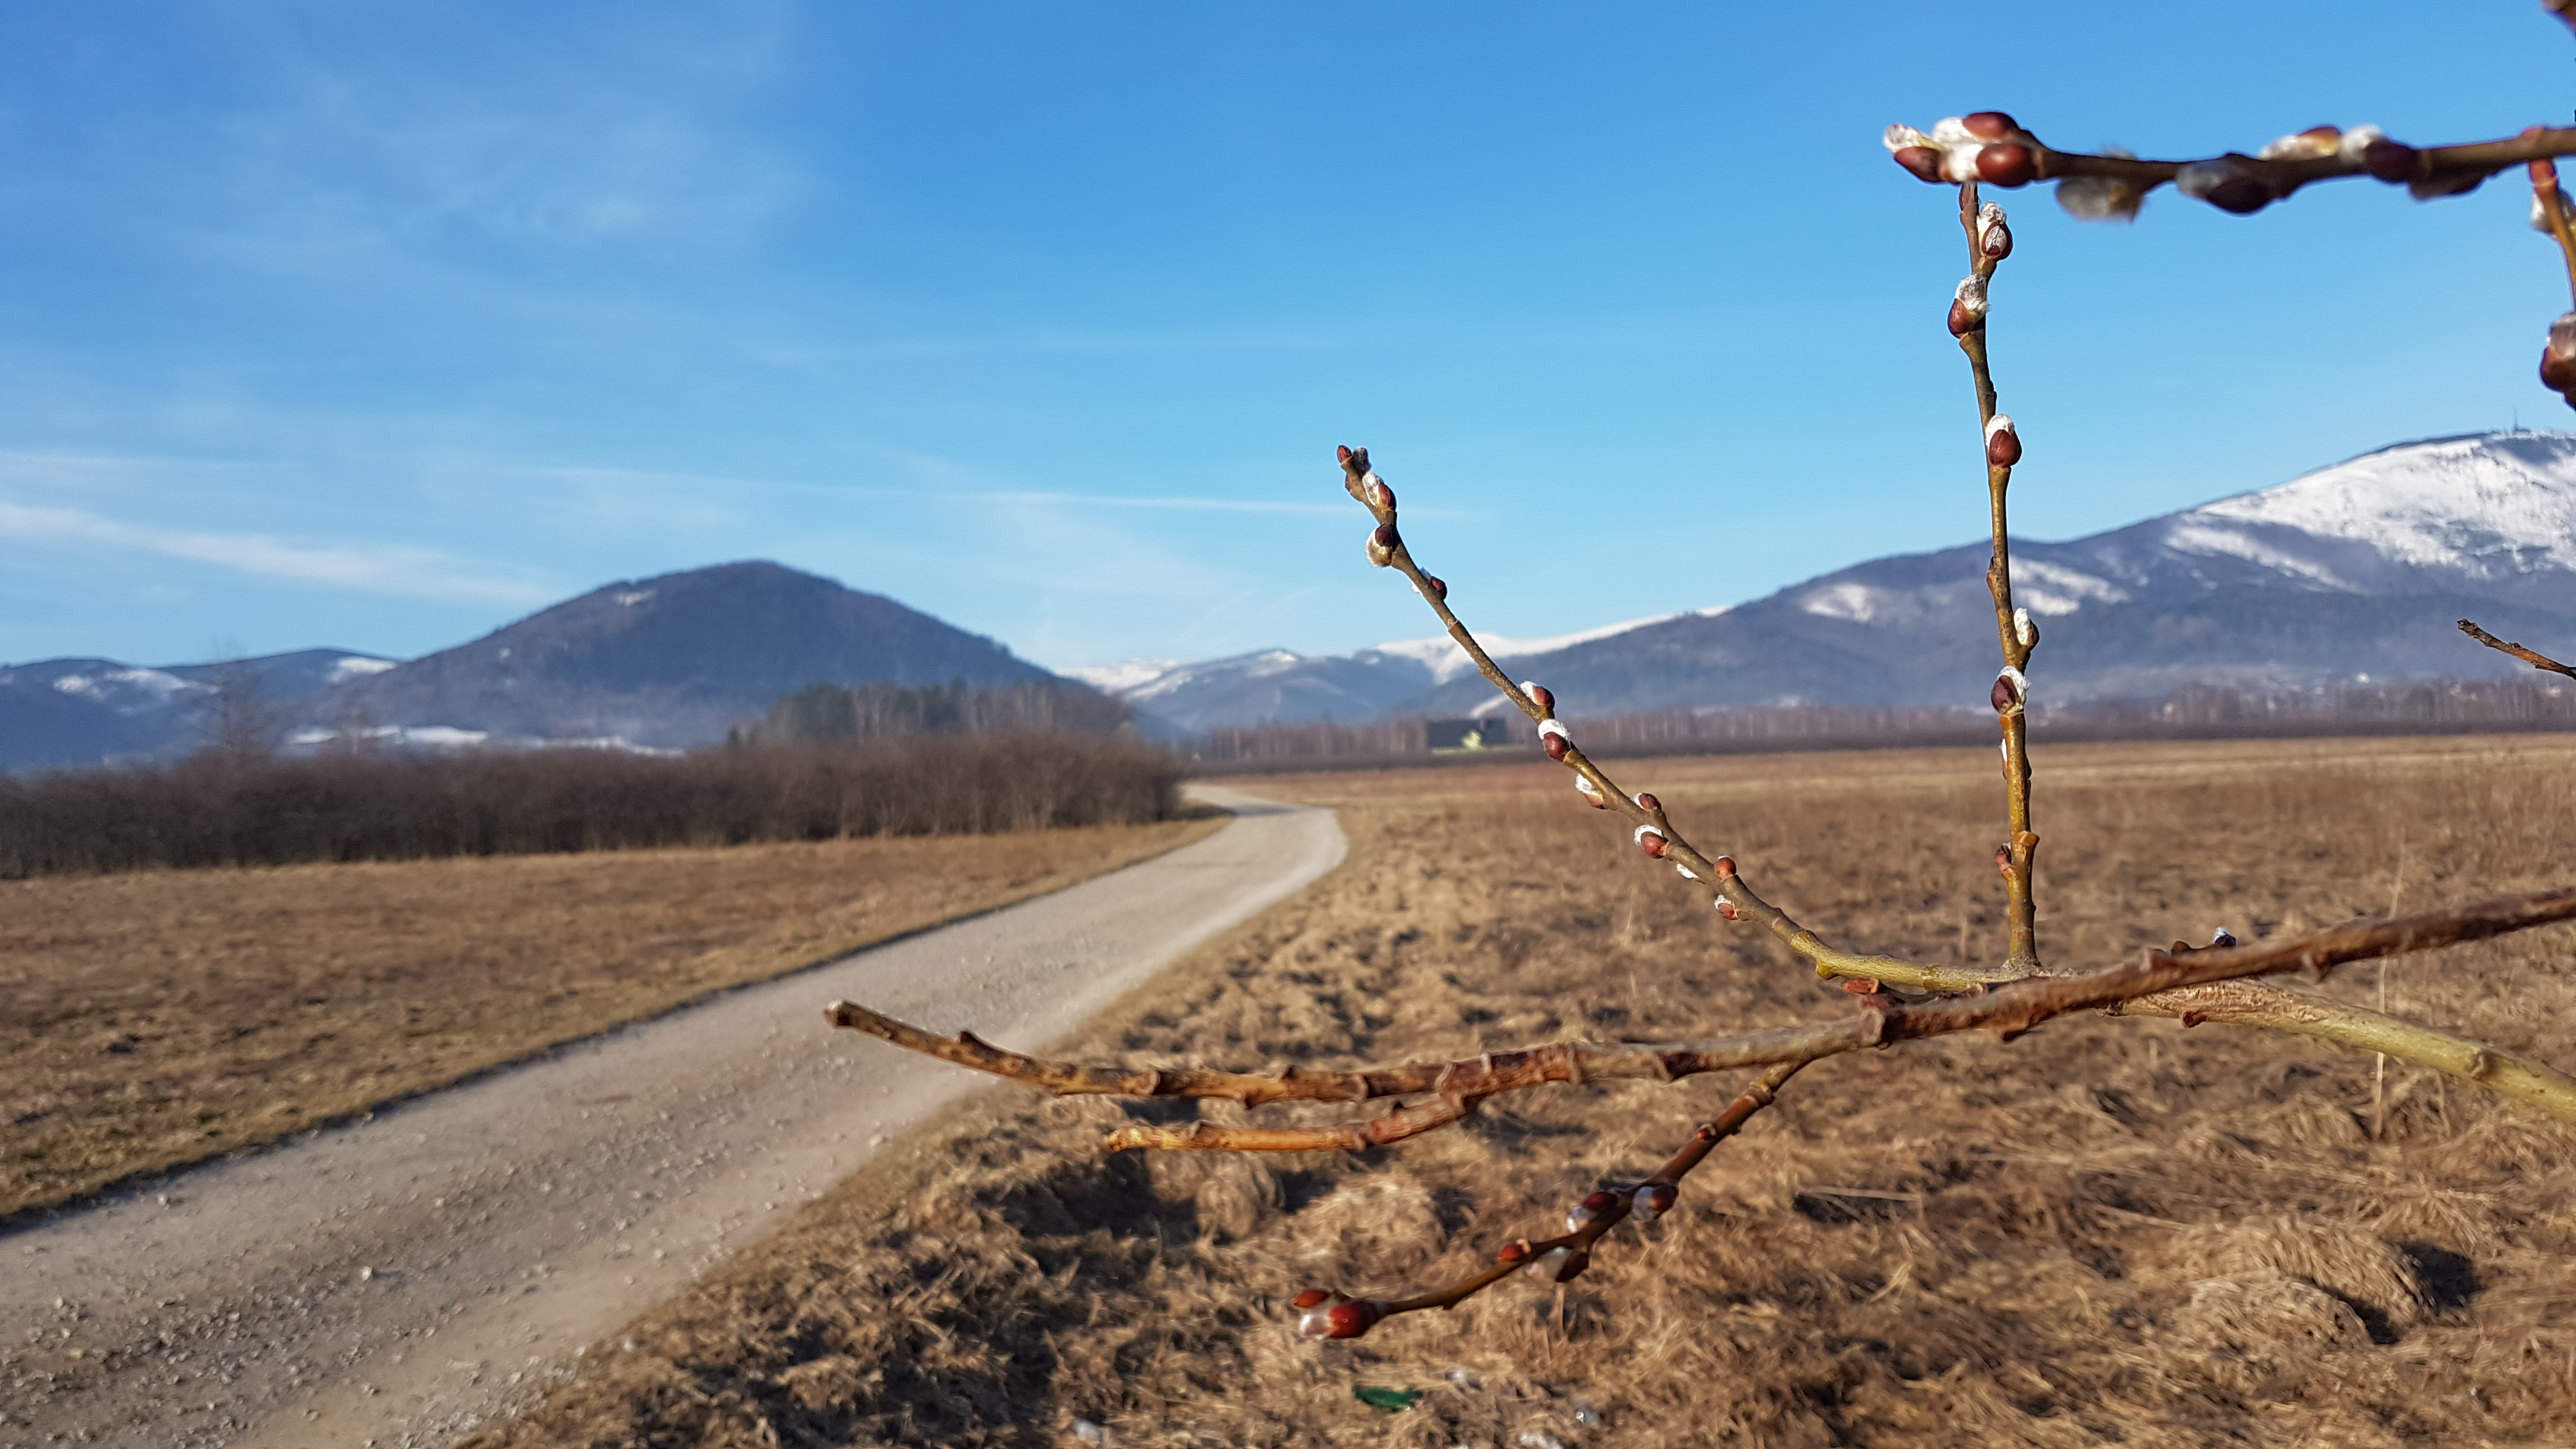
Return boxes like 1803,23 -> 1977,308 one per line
0,734 -> 1182,878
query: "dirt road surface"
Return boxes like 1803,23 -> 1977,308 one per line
1,788 -> 1342,1448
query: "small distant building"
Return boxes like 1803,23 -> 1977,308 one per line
1427,717 -> 1515,752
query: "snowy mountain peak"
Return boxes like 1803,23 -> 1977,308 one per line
2182,431 -> 2576,581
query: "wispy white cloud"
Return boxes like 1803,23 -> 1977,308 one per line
0,501 -> 552,606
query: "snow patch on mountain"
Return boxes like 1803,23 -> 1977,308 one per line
1362,610 -> 1703,682
2188,431 -> 2576,576
328,655 -> 398,683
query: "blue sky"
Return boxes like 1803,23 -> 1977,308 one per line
3,2 -> 2571,672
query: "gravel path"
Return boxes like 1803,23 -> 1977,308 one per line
1,788 -> 1342,1449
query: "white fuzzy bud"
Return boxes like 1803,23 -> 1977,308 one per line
2337,125 -> 2386,163
1929,117 -> 1975,146
2212,928 -> 2239,949
2055,148 -> 2144,223
2257,126 -> 2340,161
1984,413 -> 2014,442
1673,862 -> 1699,881
2013,607 -> 2035,647
1574,774 -> 1600,797
1883,123 -> 1934,152
1953,274 -> 1989,321
1537,718 -> 1569,741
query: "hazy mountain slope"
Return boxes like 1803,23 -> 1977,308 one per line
0,649 -> 397,770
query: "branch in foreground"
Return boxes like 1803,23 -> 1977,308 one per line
1948,180 -> 2043,971
1292,1059 -> 1812,1339
2110,976 -> 2576,1122
826,885 -> 2576,1142
1333,445 -> 2012,993
2458,618 -> 2576,680
1883,113 -> 2576,220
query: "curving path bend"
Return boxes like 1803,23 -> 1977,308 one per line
1,786 -> 1342,1449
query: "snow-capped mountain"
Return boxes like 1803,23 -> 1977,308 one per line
1085,431 -> 2576,727
1065,616 -> 1699,733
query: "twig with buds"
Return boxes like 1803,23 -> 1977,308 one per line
1884,114 -> 2576,220
1286,1059 -> 1811,1338
827,888 -> 2576,1148
1331,446 -> 2012,997
1951,182 -> 2043,974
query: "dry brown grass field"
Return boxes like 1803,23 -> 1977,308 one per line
464,735 -> 2576,1448
0,816 -> 1220,1221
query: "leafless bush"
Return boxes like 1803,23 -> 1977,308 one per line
829,67 -> 2576,1342
0,734 -> 1181,878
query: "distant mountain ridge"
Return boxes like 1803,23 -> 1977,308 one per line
0,562 -> 1079,767
16,431 -> 2576,769
329,560 -> 1059,749
0,649 -> 397,771
1079,431 -> 2576,727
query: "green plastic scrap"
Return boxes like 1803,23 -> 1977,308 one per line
1353,1386 -> 1425,1413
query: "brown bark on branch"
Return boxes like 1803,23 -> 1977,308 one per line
826,886 -> 2576,1147
2458,618 -> 2576,679
2111,978 -> 2576,1122
2019,126 -> 2576,205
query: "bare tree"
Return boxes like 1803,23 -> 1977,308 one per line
195,659 -> 283,769
824,34 -> 2576,1341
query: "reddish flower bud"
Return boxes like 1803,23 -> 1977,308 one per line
1420,574 -> 1448,601
1632,1183 -> 1677,1221
1365,524 -> 1398,568
1336,445 -> 1353,466
1292,1288 -> 1332,1310
1990,666 -> 2028,714
1634,825 -> 1667,857
1977,203 -> 2012,261
1995,844 -> 2014,880
1712,855 -> 1736,878
2542,312 -> 2576,394
1574,775 -> 1606,808
1984,413 -> 2021,468
1565,1189 -> 1618,1232
2175,157 -> 2275,215
1323,1300 -> 1380,1338
1496,1239 -> 1533,1264
1975,144 -> 2035,188
1538,717 -> 1571,760
1841,977 -> 1882,994
2211,928 -> 2239,949
2358,135 -> 2418,183
1961,111 -> 2018,141
1521,1246 -> 1590,1284
1633,792 -> 1660,814
1947,275 -> 1988,337
1713,896 -> 1742,920
2257,125 -> 2342,162
1522,681 -> 1555,714
1892,145 -> 1944,182
1296,1292 -> 1382,1339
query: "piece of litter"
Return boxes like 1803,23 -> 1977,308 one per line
358,1266 -> 374,1282
1073,1418 -> 1107,1443
1517,1434 -> 1568,1449
1445,1367 -> 1479,1387
1572,1400 -> 1602,1426
1354,1386 -> 1423,1412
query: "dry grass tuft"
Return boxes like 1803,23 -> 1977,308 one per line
0,816 -> 1218,1220
469,737 -> 2576,1447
